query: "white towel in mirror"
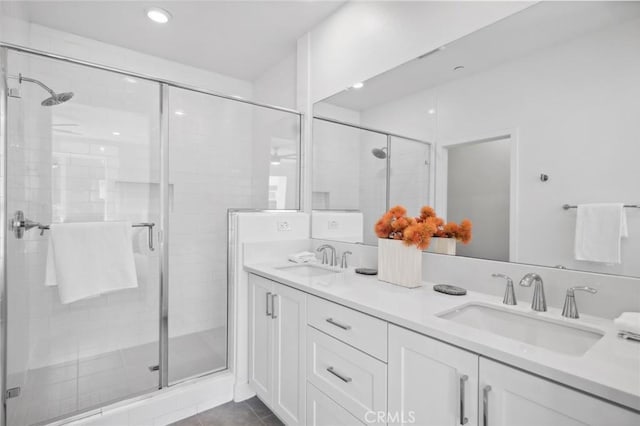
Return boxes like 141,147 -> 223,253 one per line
574,203 -> 628,264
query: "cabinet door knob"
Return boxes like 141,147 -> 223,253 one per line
483,385 -> 492,426
459,374 -> 468,425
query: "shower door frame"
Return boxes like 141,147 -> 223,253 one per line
0,42 -> 304,426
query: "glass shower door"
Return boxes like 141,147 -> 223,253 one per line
166,86 -> 300,384
4,50 -> 161,425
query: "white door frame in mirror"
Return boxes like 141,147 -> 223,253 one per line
435,127 -> 519,262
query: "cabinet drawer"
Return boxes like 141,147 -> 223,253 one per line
307,327 -> 387,423
307,382 -> 365,426
307,296 -> 388,361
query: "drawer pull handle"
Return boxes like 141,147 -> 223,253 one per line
326,318 -> 351,330
459,374 -> 468,425
266,292 -> 272,317
483,385 -> 492,426
326,366 -> 352,383
272,294 -> 278,319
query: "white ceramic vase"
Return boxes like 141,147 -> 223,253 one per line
377,238 -> 422,288
427,237 -> 457,255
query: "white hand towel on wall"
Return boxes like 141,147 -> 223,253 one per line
45,221 -> 139,304
574,203 -> 628,264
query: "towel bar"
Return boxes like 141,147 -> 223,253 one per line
563,204 -> 639,210
10,210 -> 156,251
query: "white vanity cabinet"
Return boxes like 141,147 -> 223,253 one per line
388,325 -> 479,426
247,272 -> 640,426
249,274 -> 307,426
479,358 -> 640,426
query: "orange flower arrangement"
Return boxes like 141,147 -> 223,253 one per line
375,205 -> 472,250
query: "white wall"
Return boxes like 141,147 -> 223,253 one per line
0,16 -> 252,97
307,1 -> 534,102
253,53 -> 297,109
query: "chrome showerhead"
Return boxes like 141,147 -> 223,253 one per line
19,73 -> 74,107
371,147 -> 387,159
41,92 -> 74,106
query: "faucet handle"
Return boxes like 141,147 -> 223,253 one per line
492,273 -> 516,305
562,286 -> 597,319
341,251 -> 352,269
492,273 -> 513,285
567,286 -> 597,296
316,246 -> 329,265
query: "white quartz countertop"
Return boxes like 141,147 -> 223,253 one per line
244,262 -> 640,412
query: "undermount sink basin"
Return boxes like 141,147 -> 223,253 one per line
437,303 -> 604,356
275,263 -> 341,278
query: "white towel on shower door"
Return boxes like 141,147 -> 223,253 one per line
574,203 -> 628,264
45,221 -> 138,304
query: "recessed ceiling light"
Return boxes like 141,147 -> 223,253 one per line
147,7 -> 171,24
270,159 -> 281,166
112,131 -> 121,136
352,82 -> 364,89
174,110 -> 186,116
453,65 -> 465,71
438,45 -> 447,51
123,77 -> 137,84
428,109 -> 436,115
99,146 -> 105,152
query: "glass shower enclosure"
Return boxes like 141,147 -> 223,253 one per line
0,47 -> 301,425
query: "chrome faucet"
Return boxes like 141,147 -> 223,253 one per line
317,244 -> 337,267
492,273 -> 516,305
519,273 -> 546,312
561,286 -> 597,319
340,251 -> 352,269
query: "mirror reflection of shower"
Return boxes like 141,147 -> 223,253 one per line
371,146 -> 387,159
19,73 -> 74,106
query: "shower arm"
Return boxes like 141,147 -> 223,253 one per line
19,74 -> 58,98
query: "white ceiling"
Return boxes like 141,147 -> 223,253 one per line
2,0 -> 345,80
325,1 -> 640,111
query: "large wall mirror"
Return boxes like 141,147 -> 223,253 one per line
311,1 -> 640,278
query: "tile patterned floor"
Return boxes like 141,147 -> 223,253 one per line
7,328 -> 226,425
171,397 -> 284,426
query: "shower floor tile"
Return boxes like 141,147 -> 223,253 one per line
8,328 -> 225,426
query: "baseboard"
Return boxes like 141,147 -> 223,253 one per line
233,381 -> 256,402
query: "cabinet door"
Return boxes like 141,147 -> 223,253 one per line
388,325 -> 478,426
307,382 -> 365,426
272,282 -> 307,426
479,358 -> 640,426
249,274 -> 273,402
